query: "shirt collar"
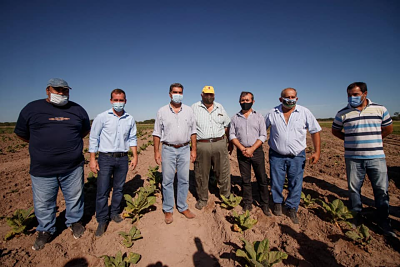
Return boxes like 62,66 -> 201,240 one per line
107,108 -> 128,118
169,104 -> 182,113
237,109 -> 256,118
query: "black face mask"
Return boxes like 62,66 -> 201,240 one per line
240,102 -> 253,111
202,96 -> 214,104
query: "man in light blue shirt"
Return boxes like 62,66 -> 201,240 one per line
153,83 -> 197,224
89,89 -> 138,236
265,87 -> 321,224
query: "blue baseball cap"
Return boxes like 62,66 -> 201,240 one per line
47,78 -> 71,89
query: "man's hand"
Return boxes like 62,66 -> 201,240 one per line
154,151 -> 162,165
89,159 -> 100,174
130,156 -> 138,170
308,152 -> 320,164
243,147 -> 255,158
190,150 -> 197,163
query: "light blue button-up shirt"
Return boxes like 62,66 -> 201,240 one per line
265,104 -> 321,156
152,104 -> 196,144
89,109 -> 137,153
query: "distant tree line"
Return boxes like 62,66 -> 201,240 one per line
137,119 -> 155,124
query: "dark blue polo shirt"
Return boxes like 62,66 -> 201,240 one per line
14,99 -> 90,176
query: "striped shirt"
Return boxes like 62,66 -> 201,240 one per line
152,104 -> 196,144
265,104 -> 321,156
191,101 -> 230,140
229,110 -> 267,147
332,99 -> 392,159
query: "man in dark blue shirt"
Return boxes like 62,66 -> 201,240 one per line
14,78 -> 90,251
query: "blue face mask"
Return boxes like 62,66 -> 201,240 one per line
112,102 -> 125,112
348,96 -> 364,107
171,94 -> 183,104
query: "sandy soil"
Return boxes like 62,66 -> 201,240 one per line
1,128 -> 400,267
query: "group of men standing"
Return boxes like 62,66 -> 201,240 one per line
14,79 -> 395,251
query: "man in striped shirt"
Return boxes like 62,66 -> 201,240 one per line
332,82 -> 395,237
192,86 -> 232,210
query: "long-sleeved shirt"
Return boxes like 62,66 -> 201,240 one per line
89,109 -> 137,153
265,104 -> 321,156
152,104 -> 196,144
229,110 -> 267,147
191,100 -> 230,140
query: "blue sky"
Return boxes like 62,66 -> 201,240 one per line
1,0 -> 399,122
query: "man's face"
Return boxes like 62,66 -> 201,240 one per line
46,86 -> 70,100
280,89 -> 297,102
169,86 -> 183,98
240,94 -> 254,104
110,93 -> 126,104
347,87 -> 367,98
202,93 -> 215,104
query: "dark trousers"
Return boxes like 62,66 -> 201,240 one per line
237,146 -> 269,206
96,153 -> 128,223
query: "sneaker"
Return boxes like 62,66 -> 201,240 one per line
69,221 -> 85,239
379,219 -> 397,237
195,201 -> 206,210
261,205 -> 272,217
287,208 -> 299,224
243,203 -> 253,212
95,222 -> 108,237
111,214 -> 123,223
32,231 -> 52,251
273,203 -> 282,216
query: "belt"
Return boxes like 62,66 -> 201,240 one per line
99,152 -> 128,157
198,136 -> 225,143
162,142 -> 190,148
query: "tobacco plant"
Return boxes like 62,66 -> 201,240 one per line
220,194 -> 242,209
122,185 -> 156,223
147,166 -> 162,188
232,210 -> 257,233
101,250 -> 141,267
345,224 -> 372,246
300,192 -> 316,208
4,207 -> 36,240
316,198 -> 354,228
236,237 -> 288,267
119,226 -> 142,248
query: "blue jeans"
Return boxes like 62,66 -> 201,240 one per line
345,158 -> 389,219
161,144 -> 190,213
31,164 -> 84,234
269,149 -> 306,210
96,153 -> 128,223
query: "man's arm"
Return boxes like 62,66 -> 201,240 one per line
89,152 -> 100,174
331,128 -> 345,140
190,134 -> 197,163
129,146 -> 138,170
309,131 -> 321,164
382,124 -> 393,139
153,136 -> 161,165
15,135 -> 29,143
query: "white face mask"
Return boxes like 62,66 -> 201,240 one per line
50,93 -> 69,106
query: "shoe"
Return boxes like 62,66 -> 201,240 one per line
261,205 -> 272,217
273,203 -> 282,216
32,231 -> 52,251
69,221 -> 85,239
111,214 -> 123,223
379,219 -> 397,237
287,207 -> 299,224
165,212 -> 173,224
95,222 -> 108,237
349,212 -> 362,229
243,203 -> 253,212
181,209 -> 196,219
195,201 -> 206,210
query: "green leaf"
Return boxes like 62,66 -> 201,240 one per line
255,238 -> 269,262
125,252 -> 141,264
266,251 -> 288,266
241,237 -> 257,261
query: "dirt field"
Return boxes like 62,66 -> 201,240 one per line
1,127 -> 399,267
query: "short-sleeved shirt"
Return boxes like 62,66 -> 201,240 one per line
332,99 -> 392,159
14,99 -> 90,176
89,109 -> 137,153
265,104 -> 321,156
152,104 -> 196,144
229,110 -> 267,147
191,101 -> 230,140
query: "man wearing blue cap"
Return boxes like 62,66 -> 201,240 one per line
15,78 -> 91,250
